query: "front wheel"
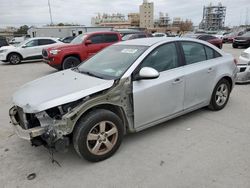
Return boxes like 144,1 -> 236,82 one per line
208,79 -> 231,111
62,56 -> 80,70
8,53 -> 21,64
73,109 -> 124,162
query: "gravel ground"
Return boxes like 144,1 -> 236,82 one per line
0,43 -> 249,188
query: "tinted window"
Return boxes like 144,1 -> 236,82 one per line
25,39 -> 39,47
198,35 -> 209,40
89,34 -> 104,44
104,34 -> 119,43
181,42 -> 207,64
140,43 -> 179,72
138,34 -> 146,38
38,39 -> 56,45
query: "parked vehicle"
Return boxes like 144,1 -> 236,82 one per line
236,47 -> 250,83
183,34 -> 223,49
114,29 -> 141,37
152,32 -> 168,37
59,36 -> 76,43
0,37 -> 62,64
9,37 -> 26,45
222,31 -> 245,43
0,37 -> 8,48
214,31 -> 229,39
232,31 -> 250,48
9,37 -> 237,162
122,32 -> 152,41
43,31 -> 121,70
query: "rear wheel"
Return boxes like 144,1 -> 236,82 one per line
62,56 -> 80,70
208,79 -> 231,111
8,53 -> 21,64
73,109 -> 124,162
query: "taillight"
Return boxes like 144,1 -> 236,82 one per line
234,58 -> 238,65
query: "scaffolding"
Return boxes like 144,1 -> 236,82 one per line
199,2 -> 226,31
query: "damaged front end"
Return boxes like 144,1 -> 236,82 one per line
9,100 -> 82,152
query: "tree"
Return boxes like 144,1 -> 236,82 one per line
179,20 -> 193,32
15,25 -> 29,34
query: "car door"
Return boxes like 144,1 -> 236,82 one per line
179,41 -> 218,109
132,42 -> 185,129
103,34 -> 119,47
85,34 -> 104,58
19,39 -> 40,59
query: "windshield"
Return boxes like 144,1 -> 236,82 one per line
16,39 -> 29,47
242,32 -> 250,37
78,45 -> 148,79
70,34 -> 87,44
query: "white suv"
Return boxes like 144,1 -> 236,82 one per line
0,37 -> 62,64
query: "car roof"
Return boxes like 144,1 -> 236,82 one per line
83,31 -> 119,35
29,37 -> 58,40
115,37 -> 206,47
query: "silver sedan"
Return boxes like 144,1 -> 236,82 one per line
9,37 -> 238,162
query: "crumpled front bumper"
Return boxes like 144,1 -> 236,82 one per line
236,57 -> 250,83
9,106 -> 46,140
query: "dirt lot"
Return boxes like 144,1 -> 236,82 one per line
0,44 -> 250,188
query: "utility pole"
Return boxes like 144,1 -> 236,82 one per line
48,0 -> 53,25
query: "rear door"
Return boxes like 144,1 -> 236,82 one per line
179,41 -> 219,109
103,33 -> 119,47
133,42 -> 185,129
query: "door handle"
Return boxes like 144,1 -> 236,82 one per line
207,67 -> 213,73
172,78 -> 183,84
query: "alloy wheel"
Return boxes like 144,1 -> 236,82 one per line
215,83 -> 228,106
87,121 -> 118,156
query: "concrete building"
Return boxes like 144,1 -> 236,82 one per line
128,13 -> 140,27
27,26 -> 113,38
139,0 -> 154,29
91,13 -> 126,27
172,17 -> 182,27
154,12 -> 171,27
199,2 -> 226,31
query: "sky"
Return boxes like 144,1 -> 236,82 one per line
0,0 -> 249,28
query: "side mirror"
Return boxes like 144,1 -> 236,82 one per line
85,40 -> 92,45
135,67 -> 160,80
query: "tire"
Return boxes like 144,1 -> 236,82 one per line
208,79 -> 231,111
8,53 -> 21,64
62,56 -> 80,70
232,43 -> 238,48
73,109 -> 124,162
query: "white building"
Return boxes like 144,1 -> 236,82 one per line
28,26 -> 113,38
139,0 -> 154,29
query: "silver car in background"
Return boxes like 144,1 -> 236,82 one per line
236,47 -> 250,83
9,38 -> 237,162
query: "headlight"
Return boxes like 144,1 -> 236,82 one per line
0,49 -> 7,53
241,52 -> 250,59
49,49 -> 61,55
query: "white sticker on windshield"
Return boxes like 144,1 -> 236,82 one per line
121,49 -> 138,54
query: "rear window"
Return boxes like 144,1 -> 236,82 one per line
104,34 -> 119,43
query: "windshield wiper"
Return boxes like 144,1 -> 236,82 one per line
80,70 -> 104,79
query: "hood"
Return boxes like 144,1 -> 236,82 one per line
48,43 -> 80,51
0,45 -> 15,50
12,69 -> 114,113
235,36 -> 250,40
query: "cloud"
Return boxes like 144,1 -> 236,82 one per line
0,0 -> 249,27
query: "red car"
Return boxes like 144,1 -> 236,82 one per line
184,34 -> 223,49
43,31 -> 122,70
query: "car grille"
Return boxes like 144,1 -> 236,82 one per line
42,49 -> 48,57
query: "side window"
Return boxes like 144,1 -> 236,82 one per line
204,46 -> 222,60
103,34 -> 119,43
181,42 -> 207,64
199,35 -> 209,41
38,39 -> 56,46
25,40 -> 39,47
140,43 -> 179,72
88,34 -> 104,44
138,34 -> 146,38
